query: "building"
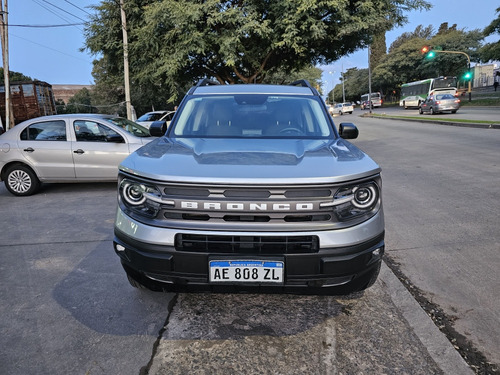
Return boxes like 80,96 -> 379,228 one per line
0,80 -> 57,125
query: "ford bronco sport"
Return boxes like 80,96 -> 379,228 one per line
113,80 -> 384,294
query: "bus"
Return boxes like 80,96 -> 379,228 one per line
399,76 -> 457,109
360,92 -> 382,109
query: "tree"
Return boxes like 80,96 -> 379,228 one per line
332,68 -> 369,103
0,69 -> 32,84
65,88 -> 96,114
370,26 -> 482,100
480,7 -> 500,62
263,65 -> 323,88
84,0 -> 431,103
370,32 -> 387,69
388,24 -> 434,53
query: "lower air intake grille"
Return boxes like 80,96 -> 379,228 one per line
176,234 -> 319,254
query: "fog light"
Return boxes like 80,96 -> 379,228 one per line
116,244 -> 126,252
372,248 -> 381,256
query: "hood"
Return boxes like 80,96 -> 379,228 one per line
119,137 -> 381,184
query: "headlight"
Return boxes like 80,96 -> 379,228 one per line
352,184 -> 378,208
119,179 -> 162,218
122,182 -> 148,205
326,182 -> 380,222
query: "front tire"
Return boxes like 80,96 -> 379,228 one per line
430,107 -> 435,115
419,107 -> 423,114
5,164 -> 40,196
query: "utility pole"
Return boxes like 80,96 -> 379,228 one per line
341,63 -> 345,103
120,0 -> 132,120
0,0 -> 13,130
368,45 -> 373,113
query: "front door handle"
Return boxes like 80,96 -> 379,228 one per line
23,147 -> 34,153
73,149 -> 85,155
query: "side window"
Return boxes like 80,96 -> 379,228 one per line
74,120 -> 123,142
20,120 -> 67,141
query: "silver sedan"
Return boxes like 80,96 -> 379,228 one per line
419,93 -> 460,115
0,114 -> 155,196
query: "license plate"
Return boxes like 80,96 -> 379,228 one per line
209,260 -> 284,284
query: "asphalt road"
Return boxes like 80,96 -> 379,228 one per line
354,105 -> 500,122
349,113 -> 500,368
0,113 -> 498,374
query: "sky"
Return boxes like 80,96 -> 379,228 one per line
4,0 -> 500,87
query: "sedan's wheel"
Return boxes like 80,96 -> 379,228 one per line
430,107 -> 434,115
5,165 -> 40,196
419,107 -> 423,114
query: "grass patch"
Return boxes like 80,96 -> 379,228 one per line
460,98 -> 500,106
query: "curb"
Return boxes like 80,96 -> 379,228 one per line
379,262 -> 474,375
362,114 -> 500,129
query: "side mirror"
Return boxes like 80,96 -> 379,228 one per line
149,120 -> 168,137
338,123 -> 359,139
106,134 -> 124,143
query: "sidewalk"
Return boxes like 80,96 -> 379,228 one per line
147,263 -> 473,374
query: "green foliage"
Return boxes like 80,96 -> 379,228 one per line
83,0 -> 431,104
480,7 -> 500,62
263,65 -> 323,89
0,69 -> 33,84
58,88 -> 97,114
332,68 -> 369,103
388,25 -> 434,53
367,24 -> 483,101
370,32 -> 387,69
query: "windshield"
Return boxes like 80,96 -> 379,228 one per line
137,112 -> 165,122
436,94 -> 455,100
433,77 -> 457,89
170,95 -> 333,138
104,117 -> 151,137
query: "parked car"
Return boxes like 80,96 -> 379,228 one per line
333,102 -> 354,115
158,111 -> 176,128
0,114 -> 155,196
136,110 -> 173,128
419,94 -> 460,115
113,79 -> 384,295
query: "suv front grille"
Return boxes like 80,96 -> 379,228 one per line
176,234 -> 319,254
155,183 -> 338,231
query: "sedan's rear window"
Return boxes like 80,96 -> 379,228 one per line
170,95 -> 333,138
20,120 -> 67,141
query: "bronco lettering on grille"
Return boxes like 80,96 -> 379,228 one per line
180,201 -> 314,211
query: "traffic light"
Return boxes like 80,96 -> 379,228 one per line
463,71 -> 472,80
420,46 -> 435,59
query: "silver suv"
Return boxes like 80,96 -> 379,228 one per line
113,80 -> 384,294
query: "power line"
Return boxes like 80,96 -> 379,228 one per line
64,0 -> 93,16
41,0 -> 87,22
6,23 -> 85,28
10,33 -> 91,63
30,0 -> 83,31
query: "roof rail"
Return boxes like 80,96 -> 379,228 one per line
196,78 -> 220,87
290,79 -> 320,96
187,78 -> 220,94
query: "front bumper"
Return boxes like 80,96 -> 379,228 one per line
114,207 -> 385,292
